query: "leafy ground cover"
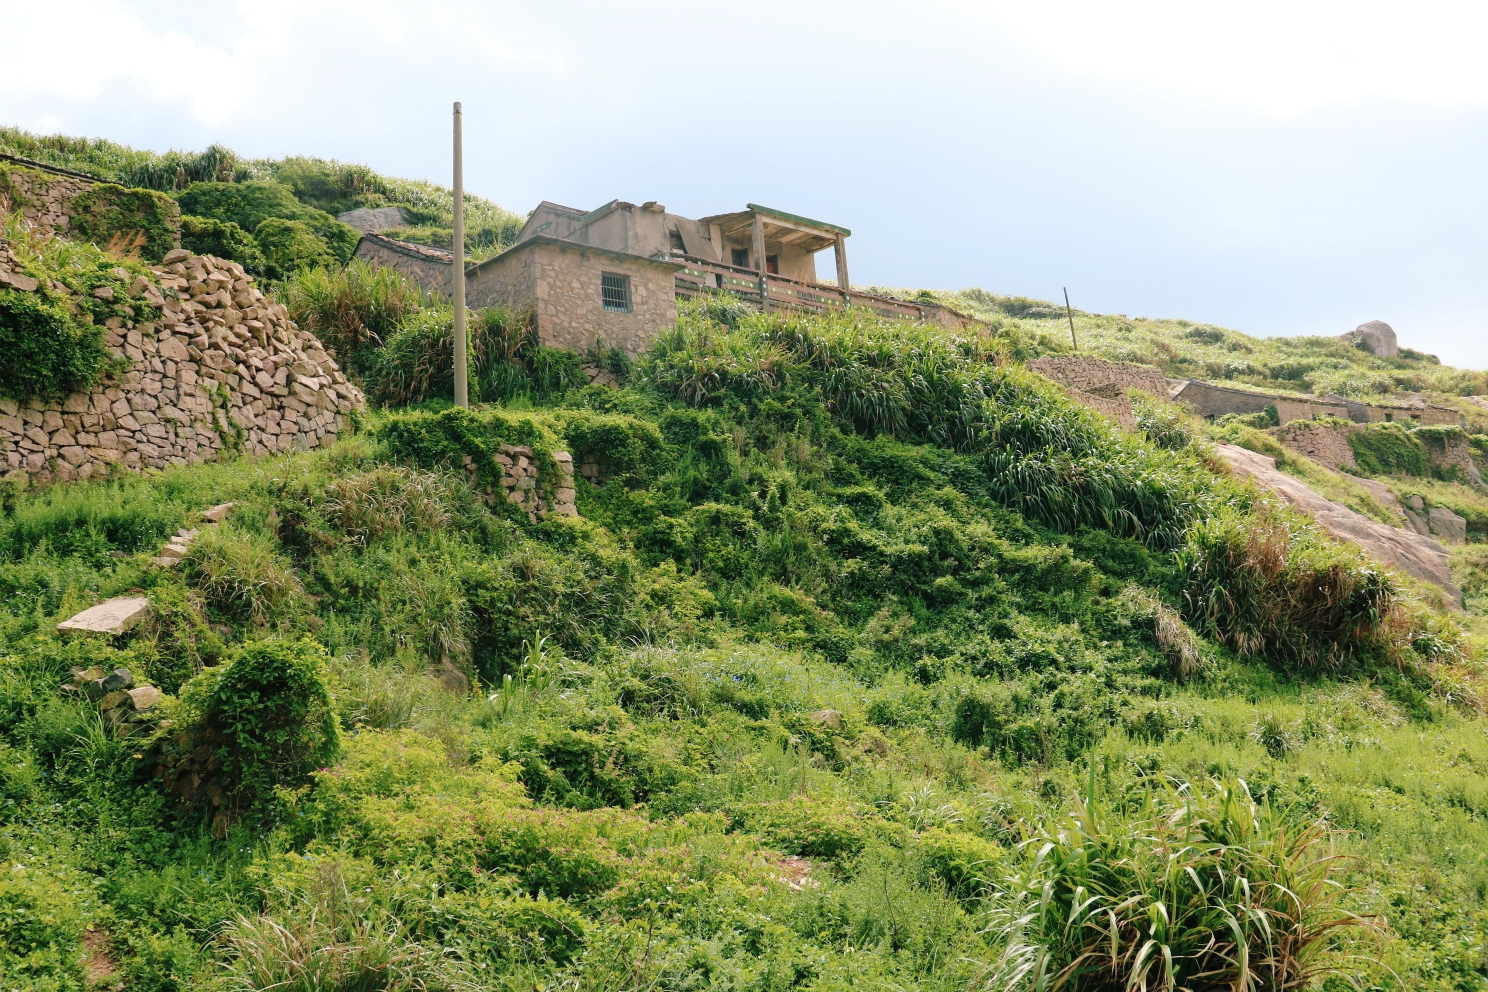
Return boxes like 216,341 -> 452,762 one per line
0,128 -> 524,276
3,295 -> 1488,992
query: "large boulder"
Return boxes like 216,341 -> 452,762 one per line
337,206 -> 406,233
1341,320 -> 1398,358
1428,507 -> 1468,544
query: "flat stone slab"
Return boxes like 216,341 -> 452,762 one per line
57,596 -> 150,637
201,503 -> 234,523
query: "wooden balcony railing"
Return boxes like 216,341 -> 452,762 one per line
673,256 -> 979,329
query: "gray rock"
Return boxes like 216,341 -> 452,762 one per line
336,206 -> 406,233
1407,494 -> 1425,512
127,686 -> 163,711
1428,507 -> 1467,544
1340,320 -> 1399,359
57,597 -> 150,637
101,668 -> 135,692
1213,444 -> 1462,604
1403,508 -> 1432,536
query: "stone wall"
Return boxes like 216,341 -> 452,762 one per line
1027,356 -> 1171,398
352,233 -> 455,296
1027,355 -> 1173,430
0,157 -> 180,262
461,443 -> 577,522
1277,421 -> 1357,469
1169,380 -> 1351,423
469,237 -> 680,356
0,247 -> 364,488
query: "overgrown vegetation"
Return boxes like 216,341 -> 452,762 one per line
9,123 -> 1488,991
0,214 -> 148,401
4,291 -> 1487,992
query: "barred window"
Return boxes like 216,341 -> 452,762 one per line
601,272 -> 631,312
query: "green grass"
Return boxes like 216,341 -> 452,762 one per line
2,297 -> 1486,991
896,286 -> 1488,406
8,121 -> 1488,988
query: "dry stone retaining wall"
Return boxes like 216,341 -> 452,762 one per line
1027,355 -> 1173,430
1277,421 -> 1357,470
462,444 -> 577,522
1027,355 -> 1171,399
0,157 -> 180,261
0,247 -> 364,488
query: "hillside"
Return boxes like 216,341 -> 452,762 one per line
5,131 -> 1488,992
913,286 -> 1488,414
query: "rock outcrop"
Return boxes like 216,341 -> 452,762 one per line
1213,443 -> 1461,604
0,248 -> 364,488
1340,320 -> 1399,359
336,206 -> 406,233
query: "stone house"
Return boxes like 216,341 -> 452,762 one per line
464,236 -> 683,357
353,232 -> 457,297
352,198 -> 975,359
1168,378 -> 1458,426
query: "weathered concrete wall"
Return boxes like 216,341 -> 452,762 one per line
0,247 -> 363,488
352,233 -> 454,297
1277,421 -> 1357,469
469,239 -> 680,357
1170,380 -> 1350,423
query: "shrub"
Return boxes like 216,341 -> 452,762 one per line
985,780 -> 1368,992
0,289 -> 111,402
175,180 -> 357,260
251,218 -> 338,280
283,261 -> 422,375
1349,422 -> 1429,476
178,637 -> 342,806
734,795 -> 875,860
179,215 -> 264,273
1178,506 -> 1400,670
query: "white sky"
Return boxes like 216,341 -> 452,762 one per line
4,0 -> 1488,366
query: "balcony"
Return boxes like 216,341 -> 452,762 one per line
673,255 -> 978,330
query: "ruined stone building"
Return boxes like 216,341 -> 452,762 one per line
351,199 -> 975,357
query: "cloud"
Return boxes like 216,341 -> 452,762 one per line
0,0 -> 250,123
973,0 -> 1488,116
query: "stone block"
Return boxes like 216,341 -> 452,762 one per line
202,502 -> 234,523
58,598 -> 150,637
1428,507 -> 1467,544
127,686 -> 163,711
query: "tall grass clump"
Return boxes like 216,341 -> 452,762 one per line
366,305 -> 583,406
188,527 -> 308,628
1178,507 -> 1401,670
283,261 -> 424,375
647,305 -> 1232,550
984,780 -> 1369,992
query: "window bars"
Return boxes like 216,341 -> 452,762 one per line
601,273 -> 631,313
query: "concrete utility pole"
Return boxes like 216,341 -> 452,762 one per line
452,101 -> 468,408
